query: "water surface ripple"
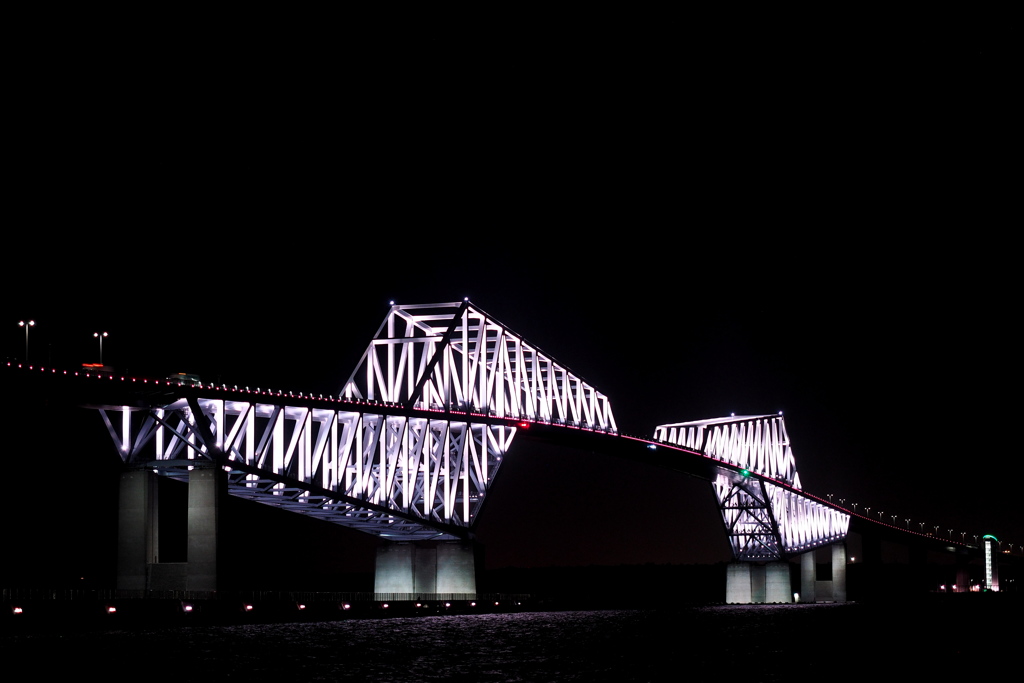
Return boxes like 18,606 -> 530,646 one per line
3,603 -> 1005,682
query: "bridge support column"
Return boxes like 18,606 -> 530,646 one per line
185,468 -> 222,592
726,562 -> 792,604
797,542 -> 847,603
374,540 -> 478,597
800,551 -> 816,603
831,542 -> 847,602
116,466 -> 223,592
726,563 -> 752,604
117,470 -> 159,591
765,562 -> 791,603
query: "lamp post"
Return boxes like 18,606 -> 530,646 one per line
94,332 -> 108,365
18,320 -> 39,362
17,321 -> 35,362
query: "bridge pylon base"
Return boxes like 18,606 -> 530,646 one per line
798,542 -> 847,603
374,540 -> 478,598
726,562 -> 792,604
116,466 -> 223,593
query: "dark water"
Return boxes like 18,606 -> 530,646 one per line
2,602 -> 1010,681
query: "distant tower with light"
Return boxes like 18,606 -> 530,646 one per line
982,535 -> 1000,591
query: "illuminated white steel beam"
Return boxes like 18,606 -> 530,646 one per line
655,414 -> 800,487
341,301 -> 617,432
99,398 -> 518,540
97,301 -> 617,540
655,414 -> 849,561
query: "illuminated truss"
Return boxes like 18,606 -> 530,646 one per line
654,415 -> 800,486
99,397 -> 513,539
97,301 -> 617,540
341,301 -> 617,431
655,415 -> 849,560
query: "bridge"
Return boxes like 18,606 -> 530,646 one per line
4,301 -> 1010,603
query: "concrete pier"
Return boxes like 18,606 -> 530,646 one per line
116,466 -> 223,592
765,562 -> 791,603
185,468 -> 221,591
798,542 -> 847,602
726,562 -> 792,603
831,543 -> 847,602
374,541 -> 478,596
725,563 -> 753,604
116,470 -> 159,591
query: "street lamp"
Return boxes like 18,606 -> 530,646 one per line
17,320 -> 34,362
94,332 -> 108,365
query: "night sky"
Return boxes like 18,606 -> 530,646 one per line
3,12 -> 1018,585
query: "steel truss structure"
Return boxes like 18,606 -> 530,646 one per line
341,301 -> 617,431
654,415 -> 849,560
98,301 -> 617,540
